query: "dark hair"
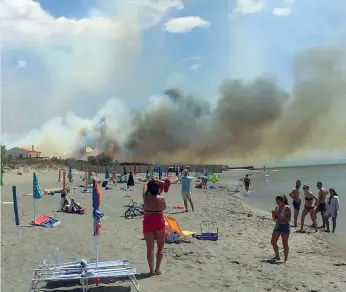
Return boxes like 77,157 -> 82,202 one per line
147,180 -> 159,195
276,195 -> 288,205
329,188 -> 338,196
317,181 -> 322,185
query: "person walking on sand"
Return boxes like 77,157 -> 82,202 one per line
142,179 -> 167,275
288,180 -> 301,227
271,195 -> 291,263
181,169 -> 195,212
314,182 -> 328,228
324,188 -> 339,233
300,185 -> 318,232
243,175 -> 251,192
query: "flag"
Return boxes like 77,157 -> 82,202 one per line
85,146 -> 93,153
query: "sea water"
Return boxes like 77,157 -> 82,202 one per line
241,164 -> 346,236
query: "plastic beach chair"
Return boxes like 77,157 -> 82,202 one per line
164,216 -> 196,239
30,266 -> 139,292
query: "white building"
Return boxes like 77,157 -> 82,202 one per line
6,146 -> 42,159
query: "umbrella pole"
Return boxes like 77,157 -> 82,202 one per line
33,199 -> 36,226
95,235 -> 99,269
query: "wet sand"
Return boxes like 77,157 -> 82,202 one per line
1,168 -> 346,292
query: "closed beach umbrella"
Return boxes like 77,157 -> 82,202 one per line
68,166 -> 73,182
105,167 -> 110,180
159,167 -> 162,180
62,170 -> 67,192
123,165 -> 127,176
134,165 -> 137,175
33,172 -> 43,223
175,167 -> 179,176
92,180 -> 104,269
12,186 -> 20,229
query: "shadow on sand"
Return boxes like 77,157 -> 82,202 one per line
261,259 -> 284,265
43,273 -> 152,291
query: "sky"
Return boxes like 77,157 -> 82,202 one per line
1,0 -> 345,163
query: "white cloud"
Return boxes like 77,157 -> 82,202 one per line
163,16 -> 210,33
0,0 -> 185,149
183,56 -> 200,61
17,60 -> 27,68
190,63 -> 202,70
272,8 -> 291,16
232,0 -> 266,15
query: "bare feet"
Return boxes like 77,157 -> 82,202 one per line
154,270 -> 162,275
272,256 -> 280,261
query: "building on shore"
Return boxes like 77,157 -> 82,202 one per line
6,145 -> 42,159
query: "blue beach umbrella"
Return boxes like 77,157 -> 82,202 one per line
159,167 -> 162,180
105,167 -> 110,180
92,180 -> 104,269
12,186 -> 20,231
33,172 -> 43,223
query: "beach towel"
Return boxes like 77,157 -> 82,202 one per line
31,215 -> 61,227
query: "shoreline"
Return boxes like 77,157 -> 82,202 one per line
235,186 -> 346,260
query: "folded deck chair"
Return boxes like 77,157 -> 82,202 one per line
30,266 -> 139,292
164,215 -> 196,239
36,258 -> 129,272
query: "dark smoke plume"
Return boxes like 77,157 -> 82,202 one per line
76,47 -> 346,163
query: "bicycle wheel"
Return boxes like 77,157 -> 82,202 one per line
125,209 -> 135,219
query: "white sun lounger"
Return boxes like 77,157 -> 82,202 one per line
30,266 -> 139,292
36,258 -> 129,271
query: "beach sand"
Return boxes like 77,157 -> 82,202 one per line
1,168 -> 346,292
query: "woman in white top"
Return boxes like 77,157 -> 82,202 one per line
324,188 -> 339,233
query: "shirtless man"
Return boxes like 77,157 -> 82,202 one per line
288,180 -> 301,227
315,182 -> 328,228
243,175 -> 251,192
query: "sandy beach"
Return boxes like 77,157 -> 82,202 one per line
1,168 -> 346,292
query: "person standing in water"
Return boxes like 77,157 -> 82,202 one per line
243,175 -> 251,192
315,182 -> 328,228
288,180 -> 301,227
271,195 -> 291,263
300,185 -> 318,232
180,169 -> 195,212
325,188 -> 339,233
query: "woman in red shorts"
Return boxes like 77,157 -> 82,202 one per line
142,178 -> 167,275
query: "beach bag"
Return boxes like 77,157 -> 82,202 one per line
166,231 -> 180,243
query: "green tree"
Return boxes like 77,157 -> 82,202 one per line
97,152 -> 114,166
1,145 -> 6,159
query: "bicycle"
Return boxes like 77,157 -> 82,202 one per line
124,203 -> 144,219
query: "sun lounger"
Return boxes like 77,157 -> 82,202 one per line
36,258 -> 129,271
30,266 -> 139,292
164,215 -> 196,240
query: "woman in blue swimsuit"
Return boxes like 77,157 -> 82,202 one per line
271,195 -> 291,263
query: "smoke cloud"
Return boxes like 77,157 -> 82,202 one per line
2,47 -> 346,163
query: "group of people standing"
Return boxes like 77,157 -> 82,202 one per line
271,179 -> 340,263
289,180 -> 340,233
